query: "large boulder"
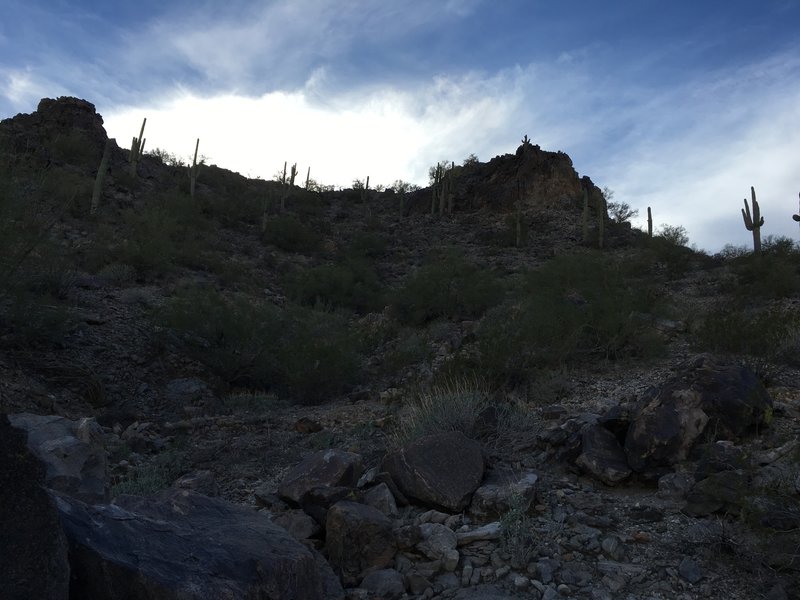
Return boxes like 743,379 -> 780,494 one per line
575,425 -> 632,485
325,500 -> 397,586
625,355 -> 772,475
383,432 -> 484,512
278,449 -> 363,505
0,414 -> 70,600
56,488 -> 344,600
7,413 -> 108,503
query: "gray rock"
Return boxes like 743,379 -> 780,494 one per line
469,467 -> 538,519
360,569 -> 405,599
362,482 -> 398,517
678,556 -> 703,584
326,500 -> 397,586
57,488 -> 343,599
382,431 -> 484,512
575,424 -> 632,485
417,523 -> 458,562
656,471 -> 695,500
8,412 -> 109,503
174,469 -> 219,496
273,508 -> 321,540
0,414 -> 70,600
625,355 -> 772,475
278,449 -> 363,505
682,470 -> 748,516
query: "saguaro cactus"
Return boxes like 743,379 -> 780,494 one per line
597,192 -> 607,249
280,162 -> 297,212
741,186 -> 764,255
129,118 -> 146,176
647,207 -> 653,237
793,192 -> 799,224
187,138 -> 200,199
90,138 -> 113,215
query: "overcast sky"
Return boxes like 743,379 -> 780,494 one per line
1,0 -> 799,251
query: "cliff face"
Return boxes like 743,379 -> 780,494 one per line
1,97 -> 109,163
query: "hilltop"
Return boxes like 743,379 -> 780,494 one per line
1,97 -> 799,600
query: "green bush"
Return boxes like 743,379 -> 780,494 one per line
262,214 -> 322,253
345,231 -> 388,259
476,253 -> 662,383
694,305 -> 800,384
728,254 -> 800,300
285,258 -> 384,313
157,287 -> 361,403
391,250 -> 503,325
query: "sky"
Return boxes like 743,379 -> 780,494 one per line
1,0 -> 799,252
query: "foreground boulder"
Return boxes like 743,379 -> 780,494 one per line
326,500 -> 397,586
7,413 -> 108,503
56,488 -> 344,600
383,432 -> 484,512
575,425 -> 632,485
625,355 -> 772,476
0,414 -> 70,600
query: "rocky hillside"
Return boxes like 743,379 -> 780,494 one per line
1,97 -> 799,600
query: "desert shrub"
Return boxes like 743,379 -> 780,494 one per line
262,214 -> 322,253
102,191 -> 210,276
285,258 -> 385,314
734,257 -> 800,300
694,306 -> 800,384
48,130 -> 101,167
476,253 -> 662,383
381,328 -> 432,376
218,390 -> 285,415
391,250 -> 504,325
389,378 -> 491,447
110,449 -> 188,498
157,287 -> 361,403
345,231 -> 388,258
0,156 -> 75,345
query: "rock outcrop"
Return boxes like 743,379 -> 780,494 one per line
0,414 -> 70,600
56,488 -> 344,600
8,413 -> 109,503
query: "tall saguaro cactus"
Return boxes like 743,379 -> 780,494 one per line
741,186 -> 764,255
91,138 -> 113,215
129,118 -> 146,176
187,138 -> 200,199
793,192 -> 799,225
647,207 -> 653,237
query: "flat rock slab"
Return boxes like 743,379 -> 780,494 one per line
56,488 -> 344,600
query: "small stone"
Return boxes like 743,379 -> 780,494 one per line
557,583 -> 571,595
542,586 -> 559,600
601,535 -> 623,560
495,566 -> 511,579
514,575 -> 530,589
461,561 -> 474,586
678,556 -> 703,584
